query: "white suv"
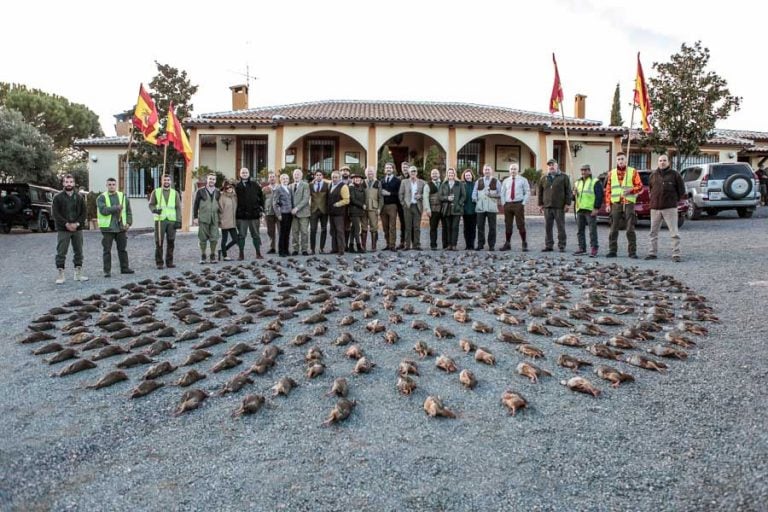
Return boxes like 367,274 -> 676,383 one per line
681,162 -> 759,219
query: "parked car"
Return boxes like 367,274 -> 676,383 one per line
596,170 -> 689,228
0,183 -> 59,233
681,162 -> 759,219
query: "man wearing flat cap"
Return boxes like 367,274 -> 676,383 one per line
348,173 -> 366,252
537,158 -> 571,252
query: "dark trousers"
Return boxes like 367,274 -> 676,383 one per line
429,211 -> 443,249
236,218 -> 261,252
278,214 -> 293,256
380,204 -> 398,249
476,212 -> 497,249
543,207 -> 566,250
154,221 -> 176,266
310,210 -> 328,252
503,202 -> 526,243
443,214 -> 460,248
329,215 -> 346,254
462,213 -> 477,249
265,215 -> 278,251
608,203 -> 637,255
576,211 -> 599,250
56,230 -> 83,269
101,230 -> 129,273
403,204 -> 422,249
350,215 -> 362,249
397,203 -> 406,246
221,228 -> 239,256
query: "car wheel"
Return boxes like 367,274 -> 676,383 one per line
677,214 -> 685,228
38,213 -> 49,232
686,204 -> 702,220
1,224 -> 10,234
705,210 -> 719,217
737,208 -> 753,218
724,174 -> 752,200
0,195 -> 23,215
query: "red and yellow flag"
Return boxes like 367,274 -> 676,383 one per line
634,53 -> 653,133
549,53 -> 564,114
164,102 -> 193,166
132,84 -> 160,144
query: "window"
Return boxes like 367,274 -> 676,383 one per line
307,138 -> 336,172
242,139 -> 267,174
629,153 -> 650,169
681,167 -> 702,182
126,163 -> 162,198
457,141 -> 482,172
674,153 -> 718,169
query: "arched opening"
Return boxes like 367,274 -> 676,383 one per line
456,134 -> 537,180
377,131 -> 446,179
284,130 -> 367,176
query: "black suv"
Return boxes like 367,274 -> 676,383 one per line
0,183 -> 59,233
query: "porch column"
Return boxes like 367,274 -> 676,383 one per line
367,124 -> 377,169
538,132 -> 548,169
274,125 -> 284,170
181,127 -> 199,232
448,126 -> 457,169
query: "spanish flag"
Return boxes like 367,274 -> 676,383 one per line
549,53 -> 564,114
634,53 -> 653,133
164,102 -> 193,166
132,84 -> 160,145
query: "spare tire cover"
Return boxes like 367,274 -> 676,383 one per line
0,195 -> 23,215
723,174 -> 752,200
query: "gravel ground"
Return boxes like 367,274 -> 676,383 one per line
1,210 -> 766,512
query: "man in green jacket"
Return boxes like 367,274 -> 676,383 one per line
96,177 -> 135,277
193,173 -> 221,264
537,159 -> 571,252
52,174 -> 88,284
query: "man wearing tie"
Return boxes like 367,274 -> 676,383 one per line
290,168 -> 311,256
379,163 -> 400,251
398,166 -> 430,250
500,163 -> 530,252
361,166 -> 383,251
426,168 -> 444,250
309,170 -> 329,254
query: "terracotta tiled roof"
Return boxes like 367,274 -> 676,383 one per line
74,136 -> 130,147
713,128 -> 768,142
189,100 -> 622,132
741,145 -> 768,153
626,128 -> 753,146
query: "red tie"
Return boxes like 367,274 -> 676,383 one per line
510,179 -> 516,201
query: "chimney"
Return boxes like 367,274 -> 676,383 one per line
230,84 -> 249,111
574,94 -> 587,119
115,120 -> 132,137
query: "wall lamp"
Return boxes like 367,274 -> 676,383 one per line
221,137 -> 233,151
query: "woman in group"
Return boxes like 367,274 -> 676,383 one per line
461,169 -> 477,250
218,180 -> 238,261
439,168 -> 466,251
272,173 -> 294,257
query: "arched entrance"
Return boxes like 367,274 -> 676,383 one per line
284,130 -> 367,176
377,131 -> 446,179
456,134 -> 537,179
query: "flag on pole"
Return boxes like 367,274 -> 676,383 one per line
132,84 -> 160,144
549,53 -> 564,114
634,53 -> 653,133
164,102 -> 194,166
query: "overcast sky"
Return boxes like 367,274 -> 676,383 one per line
3,0 -> 763,136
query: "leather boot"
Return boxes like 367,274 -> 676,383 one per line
372,232 -> 377,251
238,248 -> 244,261
520,229 -> 528,252
361,231 -> 368,251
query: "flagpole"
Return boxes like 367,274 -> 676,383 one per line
626,104 -> 636,158
559,103 -> 575,176
162,142 -> 168,175
123,124 -> 135,192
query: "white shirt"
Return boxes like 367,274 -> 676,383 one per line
500,175 -> 531,205
410,180 -> 419,204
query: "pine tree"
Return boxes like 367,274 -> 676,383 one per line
610,83 -> 623,126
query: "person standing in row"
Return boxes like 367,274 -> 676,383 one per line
646,153 -> 686,262
572,164 -> 603,257
361,166 -> 382,251
235,167 -> 264,260
538,159 -> 571,252
262,172 -> 279,255
500,163 -> 530,252
218,180 -> 238,261
473,164 -> 501,251
439,167 -> 465,251
309,170 -> 329,254
273,173 -> 293,257
604,151 -> 642,258
397,161 -> 410,250
380,163 -> 401,251
149,174 -> 181,269
53,174 -> 88,284
97,177 -> 134,277
340,167 -> 353,251
426,168 -> 444,250
462,169 -> 477,250
192,173 -> 221,264
290,168 -> 310,256
398,166 -> 429,250
327,171 -> 350,255
348,174 -> 366,253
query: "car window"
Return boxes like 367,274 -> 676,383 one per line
29,189 -> 39,202
710,164 -> 753,180
683,167 -> 702,182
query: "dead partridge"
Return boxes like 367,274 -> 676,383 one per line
436,355 -> 458,373
233,394 -> 266,417
130,380 -> 164,399
664,331 -> 696,348
497,330 -> 526,344
516,362 -> 551,383
388,313 -> 404,324
594,315 -> 623,326
353,357 -> 375,374
398,359 -> 419,376
397,375 -> 417,395
459,339 -> 476,353
555,334 -> 585,347
271,377 -> 299,397
526,323 -> 552,336
411,319 -> 429,331
414,341 -> 435,358
211,355 -> 242,373
497,313 -> 521,326
434,326 -> 455,339
471,321 -> 493,334
143,361 -> 177,380
219,372 -> 254,395
305,346 -> 324,364
676,321 -> 708,336
384,330 -> 400,344
474,348 -> 496,365
334,332 -> 354,346
501,391 -> 528,416
53,358 -> 97,377
459,369 -> 477,389
623,354 -> 668,373
594,365 -> 635,388
586,344 -> 624,360
607,336 -> 636,350
423,396 -> 457,419
557,354 -> 593,372
87,370 -> 129,389
291,333 -> 312,346
545,315 -> 574,328
323,398 -> 357,426
175,369 -> 206,387
366,319 -> 386,333
326,378 -> 349,398
174,389 -> 209,415
453,309 -> 470,323
647,344 -> 688,360
339,315 -> 357,326
306,363 -> 326,379
561,376 -> 601,397
345,345 -> 365,360
517,344 -> 545,359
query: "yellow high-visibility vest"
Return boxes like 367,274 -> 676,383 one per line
609,167 -> 637,204
97,191 -> 126,228
153,188 -> 177,221
575,177 -> 596,211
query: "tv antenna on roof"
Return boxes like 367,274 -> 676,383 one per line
228,64 -> 259,88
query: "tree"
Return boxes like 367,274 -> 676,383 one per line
0,108 -> 56,185
646,41 -> 741,168
610,82 -> 623,126
55,148 -> 89,189
377,146 -> 394,175
0,83 -> 103,148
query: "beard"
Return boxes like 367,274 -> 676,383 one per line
64,185 -> 74,191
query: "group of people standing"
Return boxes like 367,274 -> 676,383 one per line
51,151 -> 686,283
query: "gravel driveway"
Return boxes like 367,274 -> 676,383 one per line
1,210 -> 766,511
